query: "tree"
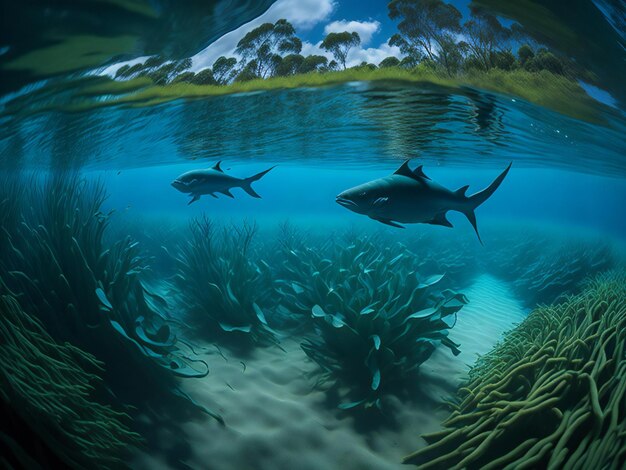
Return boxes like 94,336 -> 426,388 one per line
525,51 -> 565,75
517,44 -> 534,66
144,55 -> 166,69
389,33 -> 425,64
463,7 -> 511,70
354,61 -> 377,70
399,55 -> 419,68
147,62 -> 177,85
171,71 -> 196,84
300,55 -> 328,73
191,69 -> 217,85
235,19 -> 302,78
491,50 -> 517,70
116,62 -> 145,78
234,61 -> 260,82
320,31 -> 361,70
212,56 -> 237,84
115,64 -> 131,78
172,58 -> 192,75
379,56 -> 401,68
275,54 -> 305,76
388,0 -> 462,75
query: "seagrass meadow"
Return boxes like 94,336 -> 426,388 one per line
1,1 -> 626,468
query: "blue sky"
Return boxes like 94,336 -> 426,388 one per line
189,0 -> 479,71
101,0 -> 478,75
191,0 -> 402,70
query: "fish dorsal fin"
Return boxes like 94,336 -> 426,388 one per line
212,161 -> 224,172
414,165 -> 431,180
394,160 -> 414,178
454,185 -> 469,197
393,160 -> 431,181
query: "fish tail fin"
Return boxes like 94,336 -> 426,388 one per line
461,163 -> 512,244
242,165 -> 275,198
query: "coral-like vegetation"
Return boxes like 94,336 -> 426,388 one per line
172,216 -> 277,347
279,232 -> 468,409
0,282 -> 141,468
0,174 -> 217,418
405,270 -> 626,469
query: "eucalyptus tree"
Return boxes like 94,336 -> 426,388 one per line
275,54 -> 305,76
388,0 -> 463,75
379,56 -> 401,68
320,31 -> 361,70
235,19 -> 302,78
212,56 -> 238,84
463,7 -> 512,70
191,69 -> 217,85
300,55 -> 328,73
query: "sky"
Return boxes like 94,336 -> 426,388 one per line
100,0 -> 477,76
190,0 -> 410,71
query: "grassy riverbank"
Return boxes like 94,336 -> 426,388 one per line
3,66 -> 604,124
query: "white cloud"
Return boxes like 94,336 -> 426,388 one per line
301,38 -> 402,68
323,20 -> 380,46
191,0 -> 335,71
348,41 -> 402,67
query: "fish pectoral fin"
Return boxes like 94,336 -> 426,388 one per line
370,216 -> 405,229
188,194 -> 201,205
428,212 -> 453,228
219,189 -> 234,198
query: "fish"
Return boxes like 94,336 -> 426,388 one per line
336,160 -> 511,244
171,161 -> 275,205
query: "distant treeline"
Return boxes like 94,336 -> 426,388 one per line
114,0 -> 575,86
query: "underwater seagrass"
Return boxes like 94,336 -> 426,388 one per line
0,283 -> 141,469
172,216 -> 277,347
0,174 -> 219,420
282,232 -> 468,410
487,230 -> 614,307
404,270 -> 626,469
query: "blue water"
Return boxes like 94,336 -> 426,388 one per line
95,163 -> 626,240
2,35 -> 626,470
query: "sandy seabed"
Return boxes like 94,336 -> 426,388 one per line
134,275 -> 526,470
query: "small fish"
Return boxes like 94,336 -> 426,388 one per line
171,161 -> 275,205
336,160 -> 511,244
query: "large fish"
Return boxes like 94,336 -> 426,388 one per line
171,161 -> 275,205
336,160 -> 511,243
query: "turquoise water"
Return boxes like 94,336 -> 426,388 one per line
1,3 -> 626,470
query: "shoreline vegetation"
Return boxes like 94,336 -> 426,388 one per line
2,0 -> 610,124
75,66 -> 602,123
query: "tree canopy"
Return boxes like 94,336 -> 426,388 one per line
235,19 -> 302,78
110,11 -> 573,88
320,31 -> 361,70
388,0 -> 462,74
